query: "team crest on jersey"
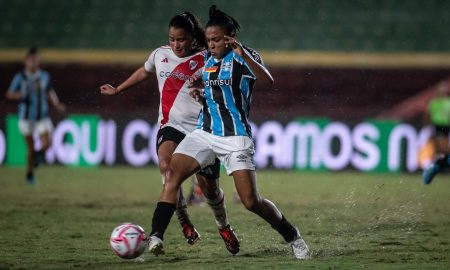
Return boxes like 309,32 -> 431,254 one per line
222,61 -> 232,71
189,60 -> 198,70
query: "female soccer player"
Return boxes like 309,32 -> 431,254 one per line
147,6 -> 310,259
100,12 -> 239,254
6,47 -> 66,185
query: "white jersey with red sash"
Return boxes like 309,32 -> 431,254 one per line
144,46 -> 205,134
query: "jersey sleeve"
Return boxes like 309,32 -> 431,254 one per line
240,46 -> 271,82
8,73 -> 22,92
144,49 -> 158,73
243,46 -> 264,65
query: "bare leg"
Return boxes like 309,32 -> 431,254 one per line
233,170 -> 299,242
32,131 -> 51,166
158,141 -> 199,244
436,136 -> 449,154
39,131 -> 51,151
159,154 -> 200,203
233,170 -> 281,225
150,153 -> 200,240
24,135 -> 34,175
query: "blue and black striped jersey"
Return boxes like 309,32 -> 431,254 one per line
8,70 -> 53,121
199,46 -> 264,137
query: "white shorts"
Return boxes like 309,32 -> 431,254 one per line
174,129 -> 256,175
18,118 -> 53,136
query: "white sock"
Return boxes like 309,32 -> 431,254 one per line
206,188 -> 228,229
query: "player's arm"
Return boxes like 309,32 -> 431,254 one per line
5,91 -> 23,100
48,89 -> 66,113
6,75 -> 25,100
224,36 -> 274,86
100,66 -> 151,95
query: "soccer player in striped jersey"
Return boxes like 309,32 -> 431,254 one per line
148,5 -> 310,259
6,47 -> 66,185
100,12 -> 239,254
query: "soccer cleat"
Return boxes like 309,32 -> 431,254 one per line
218,225 -> 240,255
290,229 -> 310,260
182,223 -> 201,245
422,163 -> 440,185
148,235 -> 165,256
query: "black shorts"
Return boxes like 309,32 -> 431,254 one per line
156,126 -> 220,179
434,125 -> 450,137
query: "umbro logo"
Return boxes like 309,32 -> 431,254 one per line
161,58 -> 168,63
236,154 -> 247,162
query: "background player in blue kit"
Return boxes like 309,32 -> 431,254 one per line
147,5 -> 310,259
6,47 -> 66,185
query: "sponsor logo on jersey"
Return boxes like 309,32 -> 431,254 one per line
204,79 -> 231,87
159,71 -> 190,81
205,66 -> 218,73
161,57 -> 168,63
189,60 -> 198,70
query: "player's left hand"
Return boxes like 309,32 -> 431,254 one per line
224,35 -> 243,56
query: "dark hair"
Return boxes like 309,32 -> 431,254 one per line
206,5 -> 240,36
26,46 -> 38,56
169,12 -> 206,49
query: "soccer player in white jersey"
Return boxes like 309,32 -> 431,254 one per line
147,6 -> 310,259
100,12 -> 239,254
6,47 -> 66,185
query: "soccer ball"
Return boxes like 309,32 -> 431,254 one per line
110,223 -> 148,259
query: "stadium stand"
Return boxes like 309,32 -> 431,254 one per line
0,0 -> 449,52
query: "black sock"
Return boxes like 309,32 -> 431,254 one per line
436,154 -> 450,169
272,214 -> 299,243
150,202 -> 176,240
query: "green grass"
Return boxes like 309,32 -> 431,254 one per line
0,166 -> 449,270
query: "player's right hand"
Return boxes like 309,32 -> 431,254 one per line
100,84 -> 117,95
188,76 -> 205,102
189,89 -> 204,102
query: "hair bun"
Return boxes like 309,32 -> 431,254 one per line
209,5 -> 217,18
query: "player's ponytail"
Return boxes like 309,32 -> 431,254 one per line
206,5 -> 240,36
169,12 -> 207,50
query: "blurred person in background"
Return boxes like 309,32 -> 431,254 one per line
422,82 -> 450,184
100,12 -> 239,254
147,5 -> 309,259
5,47 -> 66,185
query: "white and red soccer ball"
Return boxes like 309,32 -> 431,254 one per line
110,223 -> 148,259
